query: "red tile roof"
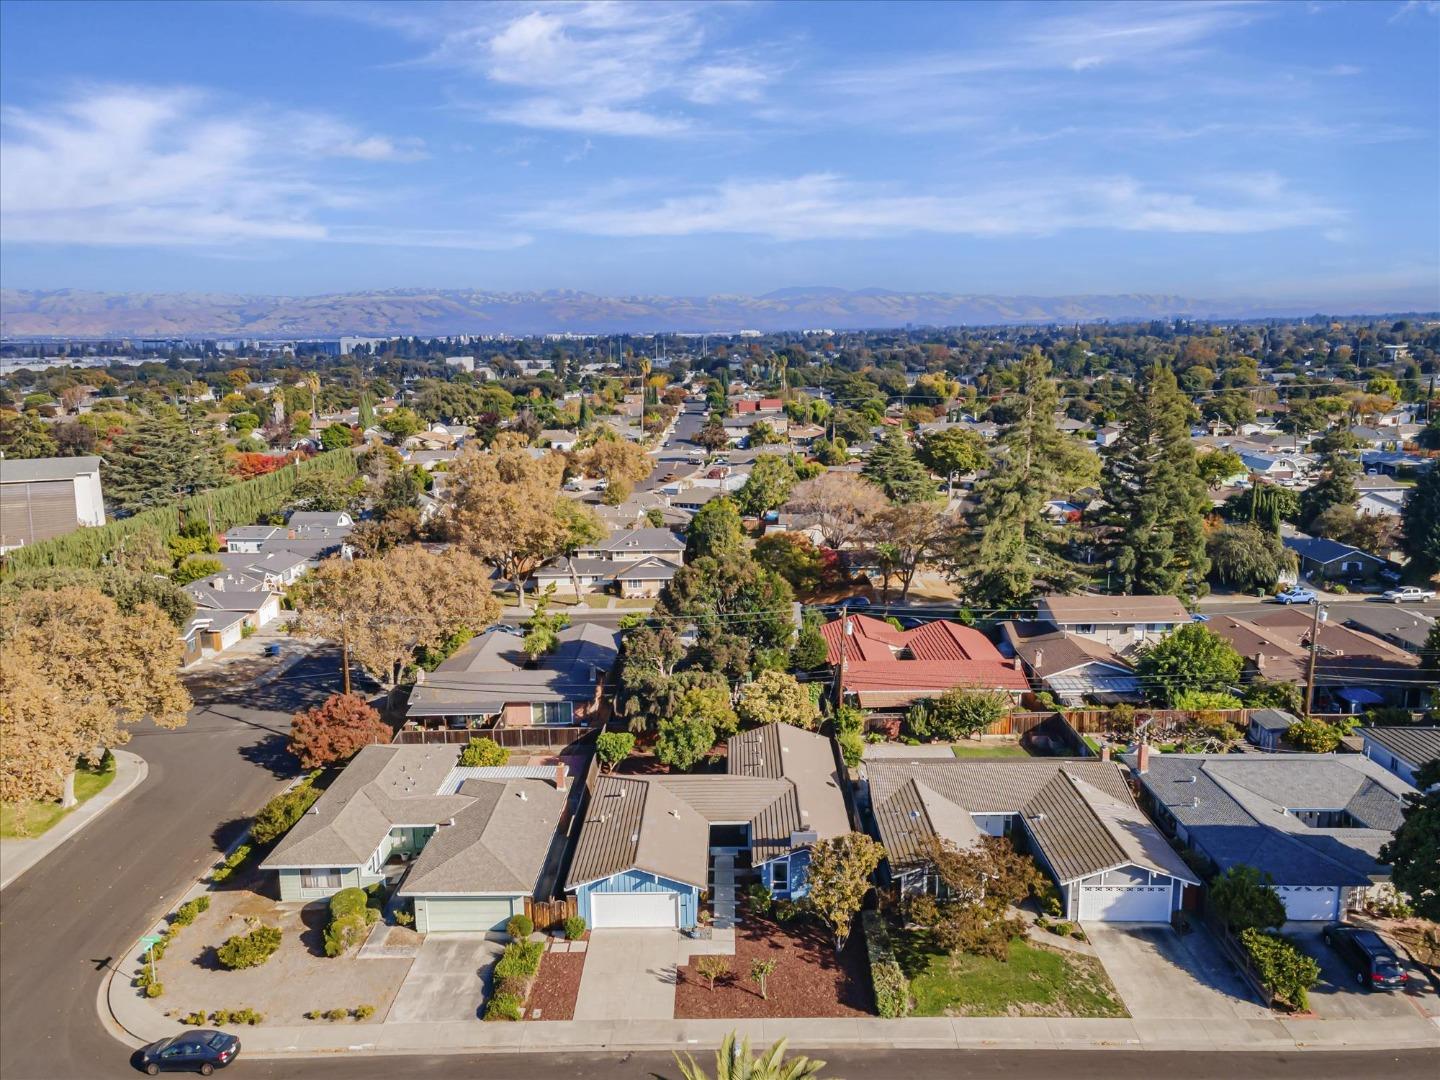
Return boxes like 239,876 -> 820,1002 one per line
819,615 -> 1029,699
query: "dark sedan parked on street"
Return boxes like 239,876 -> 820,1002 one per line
139,1030 -> 240,1074
1321,924 -> 1409,990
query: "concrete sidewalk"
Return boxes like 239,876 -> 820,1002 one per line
1,750 -> 147,891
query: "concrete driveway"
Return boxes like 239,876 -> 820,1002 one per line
387,935 -> 503,1023
1285,924 -> 1437,1021
574,929 -> 733,1021
1085,924 -> 1270,1020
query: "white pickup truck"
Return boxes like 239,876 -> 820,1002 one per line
1381,586 -> 1436,603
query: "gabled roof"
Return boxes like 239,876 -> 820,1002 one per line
604,556 -> 680,582
1283,535 -> 1386,566
998,621 -> 1133,678
866,758 -> 1196,885
819,615 -> 1028,702
582,527 -> 685,556
1361,726 -> 1440,769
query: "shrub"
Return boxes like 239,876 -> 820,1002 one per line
353,1004 -> 375,1021
181,1012 -> 206,1026
394,910 -> 414,927
493,940 -> 543,982
458,737 -> 508,768
595,731 -> 636,772
1034,881 -> 1063,918
563,916 -> 587,941
329,887 -> 368,922
210,844 -> 252,884
773,899 -> 799,923
172,896 -> 210,927
323,912 -> 369,957
506,913 -> 534,940
226,1008 -> 264,1026
249,780 -> 321,846
695,955 -> 731,991
145,983 -> 164,998
838,729 -> 866,768
1240,928 -> 1320,1011
861,911 -> 912,1018
746,883 -> 774,917
209,1010 -> 232,1025
484,992 -> 524,1022
325,1008 -> 348,1022
216,925 -> 282,970
1210,865 -> 1285,932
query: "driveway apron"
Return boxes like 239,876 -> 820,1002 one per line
387,935 -> 502,1023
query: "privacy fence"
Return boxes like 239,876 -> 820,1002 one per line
1,450 -> 358,575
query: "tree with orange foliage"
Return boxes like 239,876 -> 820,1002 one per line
289,693 -> 392,768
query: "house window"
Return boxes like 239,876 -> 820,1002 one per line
1074,624 -> 1096,635
771,859 -> 790,894
531,701 -> 574,726
302,868 -> 343,889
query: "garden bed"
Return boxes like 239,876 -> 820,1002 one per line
895,930 -> 1128,1018
526,947 -> 586,1021
675,908 -> 873,1019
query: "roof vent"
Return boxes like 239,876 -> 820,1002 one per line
1191,797 -> 1200,809
1030,812 -> 1046,824
518,790 -> 527,801
668,809 -> 679,818
909,810 -> 921,822
630,832 -> 640,843
1180,775 -> 1197,784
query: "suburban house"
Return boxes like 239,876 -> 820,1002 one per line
259,744 -> 569,932
1034,595 -> 1190,653
538,429 -> 579,452
211,549 -> 310,589
734,398 -> 783,413
1356,489 -> 1408,519
1341,606 -> 1436,655
532,526 -> 685,598
820,615 -> 1029,715
405,624 -> 620,730
1245,708 -> 1298,751
223,525 -> 286,553
1359,727 -> 1440,788
863,758 -> 1198,922
1283,535 -> 1390,585
0,455 -> 105,554
565,724 -> 848,929
577,526 -> 685,564
183,576 -> 282,653
998,621 -> 1140,705
1128,748 -> 1417,920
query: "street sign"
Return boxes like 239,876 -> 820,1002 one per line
140,934 -> 163,947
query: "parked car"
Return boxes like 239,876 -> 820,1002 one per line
1190,613 -> 1211,622
139,1031 -> 240,1074
1381,586 -> 1436,603
1274,587 -> 1318,605
835,596 -> 871,610
1321,925 -> 1409,990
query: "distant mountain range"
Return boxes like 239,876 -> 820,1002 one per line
0,287 -> 1426,339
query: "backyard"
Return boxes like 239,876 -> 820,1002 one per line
949,743 -> 1030,760
1,756 -> 115,838
895,930 -> 1129,1018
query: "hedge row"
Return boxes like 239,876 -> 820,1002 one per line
861,911 -> 912,1018
1239,928 -> 1321,1011
2,449 -> 357,574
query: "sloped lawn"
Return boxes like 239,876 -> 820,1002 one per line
896,931 -> 1128,1018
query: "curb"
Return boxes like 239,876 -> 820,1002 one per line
0,750 -> 148,892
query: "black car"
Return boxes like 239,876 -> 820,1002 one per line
140,1030 -> 240,1075
1321,924 -> 1409,990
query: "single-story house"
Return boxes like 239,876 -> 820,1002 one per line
1360,727 -> 1440,789
1283,536 -> 1390,585
734,398 -> 783,413
183,577 -> 282,653
223,525 -> 286,553
259,744 -> 569,932
211,549 -> 311,588
1245,708 -> 1298,751
1129,748 -> 1417,920
606,555 -> 680,598
1341,607 -> 1436,655
1035,595 -> 1189,654
565,723 -> 848,929
406,623 -> 620,730
864,758 -> 1198,922
820,614 -> 1029,714
538,429 -> 580,452
1356,490 -> 1407,518
998,621 -> 1140,705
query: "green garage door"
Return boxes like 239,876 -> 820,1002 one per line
419,897 -> 515,933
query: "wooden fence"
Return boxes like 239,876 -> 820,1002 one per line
525,896 -> 578,932
393,725 -> 594,749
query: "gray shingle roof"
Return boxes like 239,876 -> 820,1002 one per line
0,456 -> 101,483
1249,708 -> 1299,732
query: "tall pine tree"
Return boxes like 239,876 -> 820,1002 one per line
1101,364 -> 1210,598
862,430 -> 936,504
948,349 -> 1097,607
1299,449 -> 1360,532
103,411 -> 226,513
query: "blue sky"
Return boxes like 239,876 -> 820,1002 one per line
2,0 -> 1437,305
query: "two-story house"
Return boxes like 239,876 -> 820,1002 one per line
1034,595 -> 1190,654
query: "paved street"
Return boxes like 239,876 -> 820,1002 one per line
0,650 -> 342,1080
637,402 -> 706,492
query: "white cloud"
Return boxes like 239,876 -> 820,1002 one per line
489,99 -> 691,138
0,85 -> 526,250
516,172 -> 1340,240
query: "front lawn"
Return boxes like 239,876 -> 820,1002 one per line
1,757 -> 116,838
896,931 -> 1128,1018
950,744 -> 1030,759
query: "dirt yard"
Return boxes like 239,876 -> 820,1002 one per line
527,942 -> 586,1021
145,883 -> 412,1026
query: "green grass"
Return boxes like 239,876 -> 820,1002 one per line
896,931 -> 1128,1018
1,758 -> 117,839
949,744 -> 1031,759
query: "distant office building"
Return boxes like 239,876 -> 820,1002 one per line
0,455 -> 106,553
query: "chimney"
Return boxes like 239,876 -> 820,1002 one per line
554,763 -> 567,793
1033,649 -> 1044,671
1101,745 -> 1111,762
1254,652 -> 1265,673
1137,741 -> 1151,774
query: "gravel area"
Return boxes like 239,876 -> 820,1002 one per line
675,907 -> 873,1019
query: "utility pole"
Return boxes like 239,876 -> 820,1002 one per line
835,609 -> 852,708
1303,600 -> 1327,717
340,612 -> 352,697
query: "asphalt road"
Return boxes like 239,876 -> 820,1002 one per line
637,403 -> 707,491
0,650 -> 339,1080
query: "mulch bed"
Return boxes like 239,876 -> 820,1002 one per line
526,948 -> 585,1021
675,907 -> 874,1019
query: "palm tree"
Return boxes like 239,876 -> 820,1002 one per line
874,542 -> 901,604
672,1034 -> 830,1080
304,372 -> 321,418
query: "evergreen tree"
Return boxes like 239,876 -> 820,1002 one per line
103,411 -> 225,512
1401,464 -> 1440,567
861,430 -> 935,504
684,497 -> 745,561
1101,364 -> 1211,597
1299,450 -> 1360,531
948,349 -> 1096,607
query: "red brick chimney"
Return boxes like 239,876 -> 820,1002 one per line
1137,741 -> 1151,774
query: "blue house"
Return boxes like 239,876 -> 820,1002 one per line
566,724 -> 850,929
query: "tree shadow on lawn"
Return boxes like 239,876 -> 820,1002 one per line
297,902 -> 331,958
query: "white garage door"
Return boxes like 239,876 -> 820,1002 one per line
591,891 -> 679,928
1079,884 -> 1171,922
1275,886 -> 1340,921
